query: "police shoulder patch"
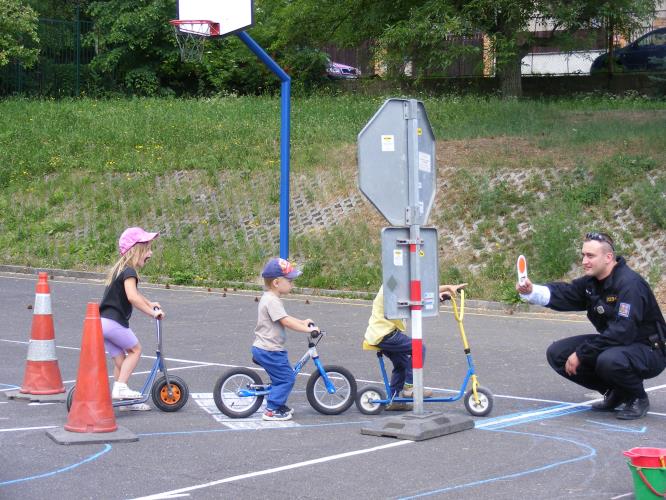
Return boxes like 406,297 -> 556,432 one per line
618,302 -> 631,318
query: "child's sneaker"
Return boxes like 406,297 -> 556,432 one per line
119,403 -> 151,411
385,402 -> 412,411
278,405 -> 294,416
112,382 -> 142,400
400,384 -> 433,398
262,408 -> 292,421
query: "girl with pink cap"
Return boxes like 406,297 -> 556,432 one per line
99,227 -> 163,410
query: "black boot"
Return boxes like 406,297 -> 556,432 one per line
591,390 -> 627,412
616,396 -> 650,420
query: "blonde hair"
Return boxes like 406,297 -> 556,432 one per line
105,242 -> 151,285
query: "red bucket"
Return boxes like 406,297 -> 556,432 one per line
624,448 -> 666,468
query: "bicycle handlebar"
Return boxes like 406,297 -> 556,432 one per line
307,322 -> 322,338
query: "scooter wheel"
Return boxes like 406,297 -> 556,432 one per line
152,375 -> 189,412
463,386 -> 493,417
355,385 -> 386,415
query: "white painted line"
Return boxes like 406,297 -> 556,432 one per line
611,493 -> 633,499
132,440 -> 412,499
0,425 -> 58,433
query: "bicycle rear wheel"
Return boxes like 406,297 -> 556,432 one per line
306,365 -> 356,415
214,368 -> 264,418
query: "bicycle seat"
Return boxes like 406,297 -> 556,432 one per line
362,340 -> 381,352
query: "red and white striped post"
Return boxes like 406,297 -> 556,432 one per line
409,239 -> 425,415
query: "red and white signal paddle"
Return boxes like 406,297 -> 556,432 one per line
516,255 -> 528,286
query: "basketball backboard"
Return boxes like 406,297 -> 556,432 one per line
176,0 -> 254,37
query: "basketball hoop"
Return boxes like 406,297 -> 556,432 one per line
169,19 -> 220,63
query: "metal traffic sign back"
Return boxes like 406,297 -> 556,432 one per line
381,227 -> 439,319
358,98 -> 436,226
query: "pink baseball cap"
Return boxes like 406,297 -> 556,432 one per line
119,227 -> 159,255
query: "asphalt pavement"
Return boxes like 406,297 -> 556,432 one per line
1,271 -> 665,499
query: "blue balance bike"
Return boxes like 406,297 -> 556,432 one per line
67,315 -> 189,412
355,290 -> 493,416
214,328 -> 357,417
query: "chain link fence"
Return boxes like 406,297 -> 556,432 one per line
0,18 -> 96,97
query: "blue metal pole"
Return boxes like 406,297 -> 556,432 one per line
237,31 -> 291,259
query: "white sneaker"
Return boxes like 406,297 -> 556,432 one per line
119,403 -> 151,411
112,383 -> 142,400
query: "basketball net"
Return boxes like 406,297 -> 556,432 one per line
169,20 -> 218,63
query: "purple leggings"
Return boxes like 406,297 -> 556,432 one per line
101,317 -> 139,357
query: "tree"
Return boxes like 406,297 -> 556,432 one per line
0,0 -> 40,68
263,0 -> 659,97
586,1 -> 657,74
86,0 -> 177,95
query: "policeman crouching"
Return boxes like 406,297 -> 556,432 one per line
517,232 -> 666,420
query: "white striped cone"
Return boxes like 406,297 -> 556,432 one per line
20,272 -> 65,395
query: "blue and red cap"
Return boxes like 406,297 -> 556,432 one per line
261,258 -> 302,280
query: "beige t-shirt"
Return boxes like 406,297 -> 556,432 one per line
253,291 -> 288,351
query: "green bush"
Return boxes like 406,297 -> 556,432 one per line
530,200 -> 581,282
124,67 -> 160,96
632,178 -> 666,229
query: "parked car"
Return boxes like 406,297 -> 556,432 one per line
326,60 -> 361,79
590,27 -> 666,73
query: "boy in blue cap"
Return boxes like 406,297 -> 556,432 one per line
252,257 -> 319,421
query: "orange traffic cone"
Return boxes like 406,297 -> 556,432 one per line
20,272 -> 65,395
64,303 -> 117,433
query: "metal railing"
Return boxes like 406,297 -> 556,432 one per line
0,18 -> 96,97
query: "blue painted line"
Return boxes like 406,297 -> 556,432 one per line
0,444 -> 112,487
585,419 -> 646,433
139,420 -> 368,437
482,406 -> 590,430
477,403 -> 574,427
399,429 -> 596,499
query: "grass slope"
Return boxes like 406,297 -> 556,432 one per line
1,95 -> 664,302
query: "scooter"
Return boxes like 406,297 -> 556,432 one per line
355,289 -> 493,416
67,313 -> 189,412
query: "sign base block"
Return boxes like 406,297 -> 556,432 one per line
360,411 -> 474,441
46,426 -> 138,445
5,389 -> 66,403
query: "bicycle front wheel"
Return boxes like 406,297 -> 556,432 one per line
306,365 -> 357,415
214,368 -> 264,418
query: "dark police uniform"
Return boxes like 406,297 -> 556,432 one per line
544,257 -> 666,400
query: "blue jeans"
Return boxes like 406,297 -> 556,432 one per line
251,347 -> 295,409
377,331 -> 426,397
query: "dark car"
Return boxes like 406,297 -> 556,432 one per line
591,27 -> 666,73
